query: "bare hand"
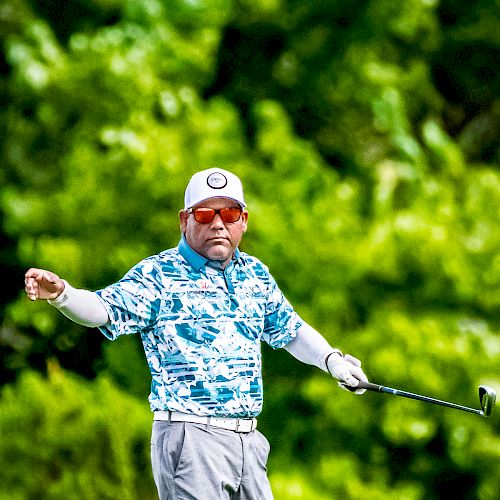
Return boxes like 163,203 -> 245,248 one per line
25,268 -> 65,301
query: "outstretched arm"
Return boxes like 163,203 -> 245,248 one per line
25,268 -> 109,327
284,322 -> 368,394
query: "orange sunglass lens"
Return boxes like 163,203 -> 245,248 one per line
220,208 -> 241,222
193,208 -> 215,223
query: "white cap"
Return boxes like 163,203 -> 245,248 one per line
184,168 -> 246,209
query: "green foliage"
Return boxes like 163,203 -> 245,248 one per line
0,365 -> 154,499
1,0 -> 499,498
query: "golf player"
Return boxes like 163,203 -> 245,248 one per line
25,168 -> 368,500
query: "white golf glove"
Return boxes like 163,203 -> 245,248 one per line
326,352 -> 368,395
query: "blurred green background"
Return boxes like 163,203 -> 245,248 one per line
1,0 -> 499,498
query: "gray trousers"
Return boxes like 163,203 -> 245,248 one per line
151,421 -> 274,500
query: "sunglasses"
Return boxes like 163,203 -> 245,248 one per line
187,207 -> 243,224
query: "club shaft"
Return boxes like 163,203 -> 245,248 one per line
358,381 -> 483,415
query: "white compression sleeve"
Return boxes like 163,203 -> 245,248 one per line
284,322 -> 341,372
48,280 -> 109,327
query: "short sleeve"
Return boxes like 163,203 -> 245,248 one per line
262,273 -> 303,349
96,259 -> 162,340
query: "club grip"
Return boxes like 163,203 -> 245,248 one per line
341,381 -> 384,392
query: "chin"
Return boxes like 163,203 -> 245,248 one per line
208,253 -> 230,262
205,240 -> 233,259
206,248 -> 231,262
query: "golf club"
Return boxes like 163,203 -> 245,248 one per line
347,381 -> 496,417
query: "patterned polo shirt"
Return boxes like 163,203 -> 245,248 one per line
96,237 -> 303,417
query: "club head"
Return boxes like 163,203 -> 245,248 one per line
479,385 -> 496,417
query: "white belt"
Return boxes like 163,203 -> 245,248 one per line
154,411 -> 257,433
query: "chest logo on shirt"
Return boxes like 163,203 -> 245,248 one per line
197,279 -> 210,290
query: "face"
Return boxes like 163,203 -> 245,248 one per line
179,197 -> 248,267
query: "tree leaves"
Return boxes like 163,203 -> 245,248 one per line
1,1 -> 499,498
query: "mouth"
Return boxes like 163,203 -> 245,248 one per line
207,237 -> 229,244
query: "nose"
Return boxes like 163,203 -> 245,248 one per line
209,213 -> 225,230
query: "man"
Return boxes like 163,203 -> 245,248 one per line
25,168 -> 368,500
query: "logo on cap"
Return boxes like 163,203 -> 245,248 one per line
207,172 -> 227,189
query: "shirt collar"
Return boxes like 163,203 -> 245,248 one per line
178,235 -> 241,272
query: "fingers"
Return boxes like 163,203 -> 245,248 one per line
338,367 -> 359,387
343,354 -> 368,383
344,356 -> 368,394
25,268 -> 59,281
25,268 -> 43,300
25,268 -> 44,281
24,268 -> 61,301
328,352 -> 369,395
329,362 -> 359,387
344,354 -> 361,367
336,371 -> 366,395
350,365 -> 368,383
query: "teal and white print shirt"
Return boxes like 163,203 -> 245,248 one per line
96,237 -> 303,417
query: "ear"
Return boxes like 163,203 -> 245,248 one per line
179,210 -> 188,232
241,211 -> 248,233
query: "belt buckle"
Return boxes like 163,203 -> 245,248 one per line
236,418 -> 252,433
